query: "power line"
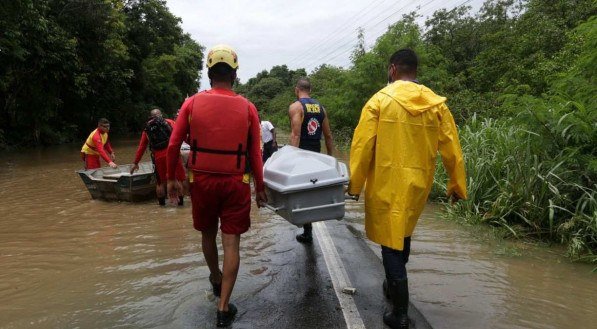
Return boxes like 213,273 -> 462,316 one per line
287,0 -> 389,66
293,0 -> 430,69
291,0 -> 398,69
295,0 -> 433,70
368,0 -> 438,31
298,0 -> 437,70
364,0 -> 466,41
298,0 -> 475,72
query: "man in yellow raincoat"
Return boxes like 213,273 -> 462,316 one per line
347,49 -> 467,329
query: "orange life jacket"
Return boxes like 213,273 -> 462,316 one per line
187,91 -> 250,174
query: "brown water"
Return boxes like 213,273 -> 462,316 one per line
0,140 -> 595,329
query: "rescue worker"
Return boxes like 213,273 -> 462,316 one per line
166,45 -> 267,328
80,118 -> 117,170
260,120 -> 278,162
174,107 -> 191,196
288,77 -> 334,243
130,109 -> 186,206
347,49 -> 467,329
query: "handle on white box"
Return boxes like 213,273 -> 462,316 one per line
338,162 -> 349,178
265,204 -> 283,212
291,201 -> 345,213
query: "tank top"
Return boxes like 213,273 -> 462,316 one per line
299,98 -> 325,142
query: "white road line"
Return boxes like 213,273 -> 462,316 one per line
313,221 -> 366,329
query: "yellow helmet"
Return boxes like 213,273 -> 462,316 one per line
206,44 -> 238,69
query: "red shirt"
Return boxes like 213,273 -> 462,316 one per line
133,118 -> 175,163
90,129 -> 113,163
167,88 -> 264,192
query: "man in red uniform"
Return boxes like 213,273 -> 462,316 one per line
130,109 -> 186,206
166,45 -> 267,328
80,118 -> 118,169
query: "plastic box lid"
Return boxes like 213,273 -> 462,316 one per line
263,146 -> 349,193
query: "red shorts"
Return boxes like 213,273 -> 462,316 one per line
83,154 -> 101,170
154,155 -> 186,184
189,173 -> 251,234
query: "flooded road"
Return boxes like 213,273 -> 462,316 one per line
0,139 -> 595,329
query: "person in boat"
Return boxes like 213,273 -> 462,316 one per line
130,109 -> 186,206
165,44 -> 267,328
288,77 -> 334,244
347,49 -> 467,329
80,118 -> 117,170
260,119 -> 278,163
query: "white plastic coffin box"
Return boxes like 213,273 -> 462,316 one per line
263,146 -> 349,226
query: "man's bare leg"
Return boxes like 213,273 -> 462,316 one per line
156,182 -> 166,206
202,227 -> 221,282
176,180 -> 184,205
218,232 -> 240,311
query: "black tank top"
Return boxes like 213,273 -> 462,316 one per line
299,98 -> 325,143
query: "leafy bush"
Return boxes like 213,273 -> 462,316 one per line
436,115 -> 596,261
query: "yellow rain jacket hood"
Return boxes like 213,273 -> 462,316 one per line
348,80 -> 467,250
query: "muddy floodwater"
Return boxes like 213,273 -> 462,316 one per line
0,139 -> 595,329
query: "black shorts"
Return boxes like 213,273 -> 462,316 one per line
299,140 -> 321,153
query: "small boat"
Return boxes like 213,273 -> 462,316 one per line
263,146 -> 349,226
77,162 -> 156,201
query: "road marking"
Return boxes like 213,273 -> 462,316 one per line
313,221 -> 366,329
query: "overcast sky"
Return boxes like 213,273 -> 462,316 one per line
165,0 -> 485,90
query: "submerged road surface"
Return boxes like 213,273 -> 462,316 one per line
1,139 -> 595,329
157,211 -> 432,329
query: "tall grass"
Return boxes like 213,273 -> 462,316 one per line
434,114 -> 596,262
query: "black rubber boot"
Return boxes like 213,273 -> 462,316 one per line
383,279 -> 391,299
383,279 -> 409,329
296,223 -> 313,244
158,197 -> 166,206
178,196 -> 184,206
216,303 -> 237,327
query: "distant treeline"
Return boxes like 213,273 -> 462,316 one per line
237,0 -> 596,261
0,0 -> 203,148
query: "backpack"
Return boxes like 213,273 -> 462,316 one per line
145,117 -> 172,150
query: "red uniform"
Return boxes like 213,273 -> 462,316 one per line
81,128 -> 113,170
133,118 -> 186,183
167,88 -> 264,234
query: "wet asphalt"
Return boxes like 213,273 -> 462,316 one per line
178,217 -> 432,329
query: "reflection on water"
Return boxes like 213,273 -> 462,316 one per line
338,152 -> 596,329
408,207 -> 596,329
0,139 -> 595,329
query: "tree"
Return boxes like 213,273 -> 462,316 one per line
0,0 -> 203,148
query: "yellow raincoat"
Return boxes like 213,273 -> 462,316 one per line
348,80 -> 467,250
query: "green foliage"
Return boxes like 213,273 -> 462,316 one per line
265,90 -> 295,130
235,65 -> 307,128
236,0 -> 596,259
309,65 -> 352,130
257,77 -> 287,98
432,4 -> 596,260
121,0 -> 203,130
437,115 -> 596,261
550,16 -> 597,112
0,0 -> 203,146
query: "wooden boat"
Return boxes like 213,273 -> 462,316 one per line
77,162 -> 156,201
